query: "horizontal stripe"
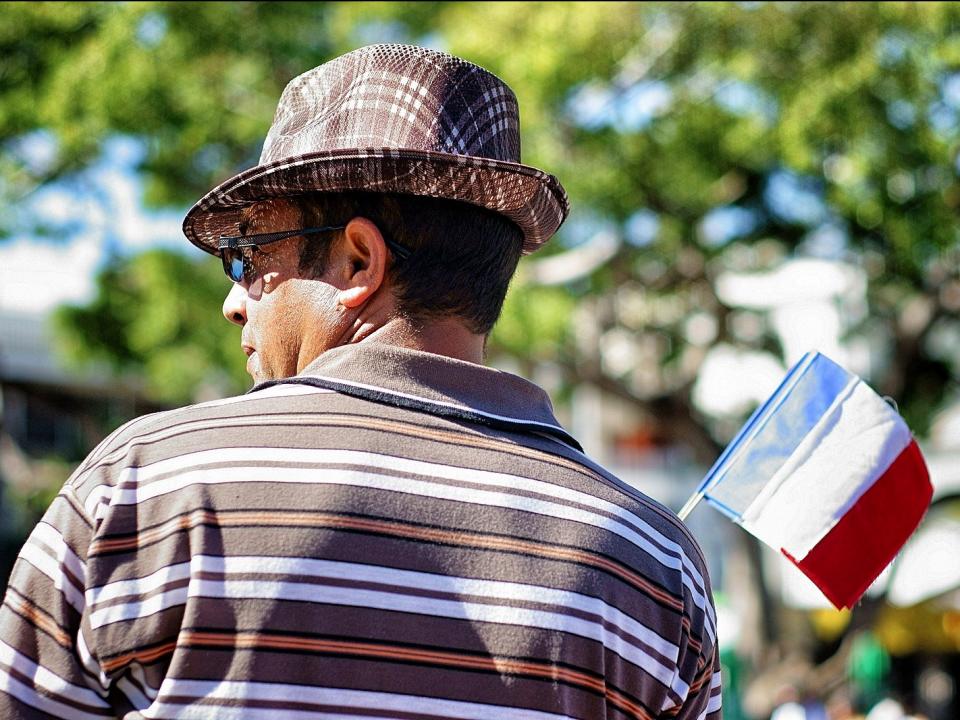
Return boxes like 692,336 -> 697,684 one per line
87,561 -> 191,607
91,554 -> 677,661
73,384 -> 333,499
143,680 -> 578,720
787,440 -> 932,609
89,508 -> 684,612
740,377 -> 911,558
3,589 -> 72,648
100,640 -> 178,675
168,631 -> 652,720
109,447 -> 711,612
31,522 -> 87,586
695,673 -> 723,720
0,640 -> 111,716
88,555 -> 685,695
273,375 -> 584,451
17,542 -> 85,613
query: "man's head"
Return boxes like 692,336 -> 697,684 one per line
222,193 -> 524,382
183,43 -> 568,380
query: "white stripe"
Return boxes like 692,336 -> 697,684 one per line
90,586 -> 188,629
741,378 -> 911,558
143,680 -> 577,720
0,640 -> 112,715
79,619 -> 153,709
87,560 -> 192,607
83,484 -> 113,519
696,671 -> 724,720
112,446 -> 711,610
31,522 -> 87,586
90,554 -> 679,660
0,670 -> 109,720
129,662 -> 160,701
307,374 -> 569,435
77,631 -> 110,696
192,383 -> 330,410
116,675 -> 152,711
89,556 -> 687,697
73,383 -> 331,497
19,541 -> 85,612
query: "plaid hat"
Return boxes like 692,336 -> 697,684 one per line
182,44 -> 569,255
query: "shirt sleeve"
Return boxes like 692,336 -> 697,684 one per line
0,484 -> 117,719
672,642 -> 723,720
667,571 -> 723,720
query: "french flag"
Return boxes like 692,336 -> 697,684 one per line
681,352 -> 932,609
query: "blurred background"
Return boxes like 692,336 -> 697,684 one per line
2,2 -> 960,718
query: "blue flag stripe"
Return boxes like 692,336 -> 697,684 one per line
701,353 -> 853,518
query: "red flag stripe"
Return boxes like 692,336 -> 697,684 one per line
782,440 -> 932,609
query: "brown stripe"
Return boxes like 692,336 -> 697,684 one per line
174,631 -> 654,720
89,508 -> 682,611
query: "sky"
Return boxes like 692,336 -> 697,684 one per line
1,134 -> 191,314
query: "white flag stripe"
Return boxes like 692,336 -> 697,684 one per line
145,679 -> 579,720
0,640 -> 112,712
89,554 -> 680,662
110,446 -> 711,612
31,522 -> 87,585
741,378 -> 911,558
19,542 -> 85,612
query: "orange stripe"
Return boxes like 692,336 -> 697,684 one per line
178,631 -> 653,720
100,640 -> 177,673
4,591 -> 72,647
90,509 -> 681,611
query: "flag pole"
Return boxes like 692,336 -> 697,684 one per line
677,490 -> 705,522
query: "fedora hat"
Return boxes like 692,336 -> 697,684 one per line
182,43 -> 569,255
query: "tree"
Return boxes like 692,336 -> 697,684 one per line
8,1 -> 959,443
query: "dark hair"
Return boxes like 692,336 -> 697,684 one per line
293,192 -> 524,335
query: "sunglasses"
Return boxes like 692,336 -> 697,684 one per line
218,225 -> 411,284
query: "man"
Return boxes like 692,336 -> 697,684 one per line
0,44 -> 721,719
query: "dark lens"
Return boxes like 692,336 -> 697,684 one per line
221,249 -> 244,283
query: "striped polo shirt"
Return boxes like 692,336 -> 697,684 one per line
0,343 -> 722,720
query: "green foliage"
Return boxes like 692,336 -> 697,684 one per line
52,250 -> 248,405
491,278 -> 577,362
4,2 -> 960,444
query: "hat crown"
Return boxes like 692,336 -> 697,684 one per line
261,44 -> 522,165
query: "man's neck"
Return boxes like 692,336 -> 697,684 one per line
353,317 -> 486,365
296,315 -> 485,372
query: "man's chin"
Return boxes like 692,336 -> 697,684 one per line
246,352 -> 264,384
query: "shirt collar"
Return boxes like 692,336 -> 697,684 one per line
251,343 -> 581,451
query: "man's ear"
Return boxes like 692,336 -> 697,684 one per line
333,217 -> 388,308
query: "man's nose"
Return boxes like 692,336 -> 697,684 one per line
222,283 -> 247,326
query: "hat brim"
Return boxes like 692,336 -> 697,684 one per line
182,148 -> 569,256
